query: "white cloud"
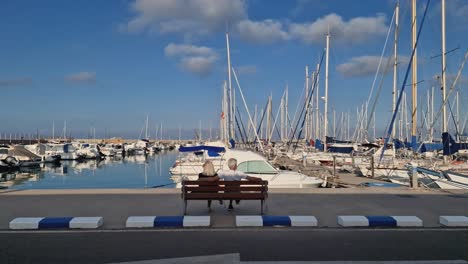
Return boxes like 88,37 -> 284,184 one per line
164,43 -> 218,76
180,56 -> 217,76
65,72 -> 96,83
164,43 -> 216,57
236,65 -> 257,75
0,77 -> 32,87
289,13 -> 388,44
337,55 -> 409,78
236,19 -> 289,44
121,0 -> 247,38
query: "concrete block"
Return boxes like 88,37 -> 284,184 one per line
69,217 -> 103,229
9,217 -> 44,230
338,216 -> 369,227
126,216 -> 156,228
392,216 -> 423,227
236,215 -> 263,227
183,216 -> 210,227
440,216 -> 468,227
289,216 -> 318,227
262,216 -> 291,226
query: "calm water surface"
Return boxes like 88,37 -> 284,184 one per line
0,151 -> 179,189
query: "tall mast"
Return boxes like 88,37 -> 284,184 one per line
315,63 -> 320,140
145,115 -> 149,139
324,31 -> 330,152
226,32 -> 234,140
411,0 -> 418,149
441,0 -> 449,161
431,86 -> 434,142
392,1 -> 399,139
52,121 -> 55,140
456,91 -> 460,141
304,65 -> 309,140
285,85 -> 288,139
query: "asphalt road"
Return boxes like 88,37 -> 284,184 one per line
1,228 -> 467,263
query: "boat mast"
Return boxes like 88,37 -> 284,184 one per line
324,31 -> 330,152
456,91 -> 460,141
304,65 -> 309,141
145,115 -> 149,139
226,32 -> 234,141
392,0 -> 399,139
315,63 -> 320,141
411,0 -> 418,149
52,121 -> 55,140
441,0 -> 449,161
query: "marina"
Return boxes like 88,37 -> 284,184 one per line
2,0 -> 468,262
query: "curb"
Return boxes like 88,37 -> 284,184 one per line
9,217 -> 103,230
126,216 -> 210,228
337,215 -> 423,227
236,215 -> 317,227
439,216 -> 468,227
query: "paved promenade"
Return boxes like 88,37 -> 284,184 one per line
1,187 -> 468,228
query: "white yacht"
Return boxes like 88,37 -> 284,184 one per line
172,147 -> 324,188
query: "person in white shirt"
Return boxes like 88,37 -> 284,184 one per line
217,158 -> 261,210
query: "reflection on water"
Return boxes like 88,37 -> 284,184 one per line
0,151 -> 178,189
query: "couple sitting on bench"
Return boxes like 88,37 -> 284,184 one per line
198,158 -> 261,211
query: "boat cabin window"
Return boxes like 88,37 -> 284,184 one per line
237,160 -> 277,174
0,149 -> 8,154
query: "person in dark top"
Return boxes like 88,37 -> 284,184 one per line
198,160 -> 221,208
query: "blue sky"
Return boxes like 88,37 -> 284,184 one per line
1,0 -> 467,139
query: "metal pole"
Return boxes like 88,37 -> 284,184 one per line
324,32 -> 330,152
392,1 -> 399,139
411,0 -> 418,149
441,0 -> 448,162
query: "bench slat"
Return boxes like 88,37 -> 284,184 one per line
184,186 -> 266,192
185,193 -> 266,200
182,180 -> 268,186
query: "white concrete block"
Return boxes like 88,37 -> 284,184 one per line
126,216 -> 156,228
9,217 -> 44,230
440,216 -> 468,227
289,216 -> 317,227
183,216 -> 210,227
69,217 -> 103,229
391,216 -> 423,227
236,215 -> 263,227
338,216 -> 369,227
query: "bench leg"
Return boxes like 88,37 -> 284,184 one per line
183,200 -> 187,215
261,200 -> 264,215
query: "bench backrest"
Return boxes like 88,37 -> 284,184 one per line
181,180 -> 268,197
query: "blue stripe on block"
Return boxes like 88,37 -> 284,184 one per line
38,217 -> 74,229
262,216 -> 291,226
154,216 -> 184,227
366,216 -> 397,227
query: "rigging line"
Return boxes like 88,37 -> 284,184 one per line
379,0 -> 431,163
256,99 -> 269,139
268,93 -> 284,141
235,115 -> 246,144
426,50 -> 468,136
288,51 -> 325,152
231,67 -> 264,153
236,106 -> 249,145
293,55 -> 325,151
447,101 -> 460,138
365,7 -> 396,113
365,51 -> 395,133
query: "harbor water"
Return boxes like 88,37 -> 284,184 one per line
0,151 -> 178,189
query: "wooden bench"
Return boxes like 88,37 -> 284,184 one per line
181,180 -> 268,215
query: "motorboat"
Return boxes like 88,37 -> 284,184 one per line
172,146 -> 324,188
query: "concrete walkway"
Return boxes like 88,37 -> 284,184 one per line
2,188 -> 468,229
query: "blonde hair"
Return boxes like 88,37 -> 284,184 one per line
202,160 -> 216,176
